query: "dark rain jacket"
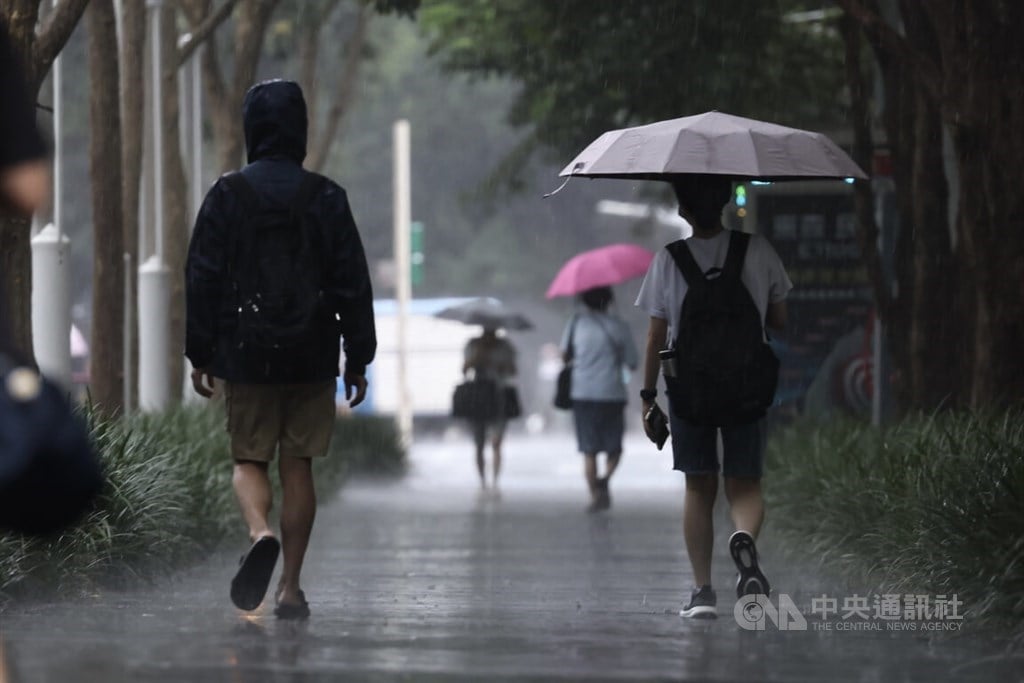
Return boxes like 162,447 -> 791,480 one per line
184,80 -> 376,383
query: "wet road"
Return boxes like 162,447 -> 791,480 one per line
1,431 -> 1020,682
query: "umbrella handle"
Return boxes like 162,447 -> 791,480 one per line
542,163 -> 584,198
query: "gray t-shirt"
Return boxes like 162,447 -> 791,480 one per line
635,230 -> 792,345
559,310 -> 639,402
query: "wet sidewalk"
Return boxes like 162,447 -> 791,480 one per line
1,431 -> 1019,682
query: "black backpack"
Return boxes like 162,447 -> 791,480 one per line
664,231 -> 779,427
223,172 -> 326,351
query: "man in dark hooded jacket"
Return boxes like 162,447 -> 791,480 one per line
185,79 -> 376,619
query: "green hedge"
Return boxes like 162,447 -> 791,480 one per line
0,405 -> 404,600
765,411 -> 1024,633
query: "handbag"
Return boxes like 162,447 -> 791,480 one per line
452,377 -> 499,420
502,385 -> 521,419
0,354 -> 103,536
553,316 -> 577,410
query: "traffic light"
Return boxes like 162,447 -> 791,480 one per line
411,220 -> 424,287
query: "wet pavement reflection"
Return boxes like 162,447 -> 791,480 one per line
1,432 -> 1020,681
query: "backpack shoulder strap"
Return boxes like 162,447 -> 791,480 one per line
722,231 -> 751,283
565,314 -> 578,361
665,239 -> 706,293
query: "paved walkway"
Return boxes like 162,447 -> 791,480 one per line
1,431 -> 1019,681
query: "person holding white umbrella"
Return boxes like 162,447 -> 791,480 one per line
554,110 -> 861,617
636,175 -> 791,619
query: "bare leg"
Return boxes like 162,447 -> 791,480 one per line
603,451 -> 621,481
583,454 -> 599,501
724,477 -> 765,538
277,456 -> 316,605
491,435 -> 503,489
473,422 -> 487,489
233,461 -> 274,542
683,473 -> 718,587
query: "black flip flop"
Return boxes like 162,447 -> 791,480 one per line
230,536 -> 280,611
729,530 -> 770,598
274,590 -> 311,620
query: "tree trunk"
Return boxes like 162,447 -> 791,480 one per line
160,3 -> 189,402
189,0 -> 279,173
0,214 -> 33,360
87,0 -> 125,412
907,88 -> 960,409
119,0 -> 146,409
926,2 -> 1024,408
839,11 -> 914,414
894,6 -> 962,410
307,3 -> 369,173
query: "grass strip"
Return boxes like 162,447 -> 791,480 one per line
0,404 -> 404,600
765,410 -> 1024,636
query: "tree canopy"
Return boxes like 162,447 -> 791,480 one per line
421,0 -> 847,172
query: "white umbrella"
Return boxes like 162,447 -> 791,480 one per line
558,111 -> 866,182
434,298 -> 533,331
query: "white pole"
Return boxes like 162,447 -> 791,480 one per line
149,0 -> 164,261
393,120 -> 412,446
138,256 -> 170,411
123,252 -> 133,412
53,45 -> 62,240
139,0 -> 170,411
30,224 -> 71,388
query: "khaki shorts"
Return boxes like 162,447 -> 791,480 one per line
224,381 -> 336,462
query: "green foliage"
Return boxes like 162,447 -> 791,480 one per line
0,405 -> 405,601
328,414 -> 406,476
421,0 -> 848,174
765,412 -> 1024,634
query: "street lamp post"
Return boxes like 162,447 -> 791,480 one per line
393,120 -> 412,446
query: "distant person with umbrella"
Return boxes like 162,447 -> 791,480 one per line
548,245 -> 648,512
462,325 -> 518,492
437,298 -> 528,493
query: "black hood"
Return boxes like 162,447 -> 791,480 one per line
242,80 -> 307,164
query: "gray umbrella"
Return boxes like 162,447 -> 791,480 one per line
434,298 -> 533,331
558,111 -> 867,182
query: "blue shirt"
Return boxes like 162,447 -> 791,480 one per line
559,310 -> 638,402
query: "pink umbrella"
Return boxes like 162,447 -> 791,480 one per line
546,243 -> 655,299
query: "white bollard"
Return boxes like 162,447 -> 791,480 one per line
138,255 -> 171,412
30,223 -> 72,387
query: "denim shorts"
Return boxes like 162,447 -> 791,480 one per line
572,400 -> 626,455
667,405 -> 766,480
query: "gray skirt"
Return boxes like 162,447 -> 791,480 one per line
572,400 -> 626,455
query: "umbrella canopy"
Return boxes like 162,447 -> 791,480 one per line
434,298 -> 533,331
546,243 -> 655,299
559,111 -> 867,181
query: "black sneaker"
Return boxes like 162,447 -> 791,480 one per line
729,530 -> 770,598
679,585 -> 717,619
